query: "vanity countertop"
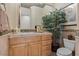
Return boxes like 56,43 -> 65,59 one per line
9,32 -> 52,38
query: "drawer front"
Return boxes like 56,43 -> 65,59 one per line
9,37 -> 25,45
9,43 -> 26,48
28,36 -> 41,43
42,40 -> 52,46
9,35 -> 41,45
42,35 -> 52,41
42,45 -> 51,51
29,41 -> 41,45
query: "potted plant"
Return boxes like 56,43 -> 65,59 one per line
0,32 -> 3,36
42,9 -> 67,51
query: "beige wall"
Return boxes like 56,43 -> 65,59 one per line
76,4 -> 79,29
43,5 -> 55,16
75,4 -> 79,56
30,6 -> 43,29
5,3 -> 20,30
5,4 -> 55,30
53,3 -> 70,10
5,3 -> 72,30
30,5 -> 55,29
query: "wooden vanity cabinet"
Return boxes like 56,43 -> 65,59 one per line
9,36 -> 29,56
9,34 -> 52,56
28,42 -> 41,56
9,44 -> 29,56
9,44 -> 26,56
41,34 -> 52,56
28,35 -> 42,56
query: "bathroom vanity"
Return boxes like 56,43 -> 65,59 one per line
8,32 -> 52,56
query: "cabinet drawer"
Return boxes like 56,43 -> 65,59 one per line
9,43 -> 26,48
29,41 -> 41,45
42,35 -> 52,41
42,40 -> 52,46
42,45 -> 51,50
28,36 -> 41,42
9,37 -> 25,45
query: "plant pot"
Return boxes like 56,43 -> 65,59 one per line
51,43 -> 60,52
0,32 -> 2,36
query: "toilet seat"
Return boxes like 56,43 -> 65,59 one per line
56,47 -> 72,56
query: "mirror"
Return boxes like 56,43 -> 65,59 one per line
19,5 -> 32,32
20,3 -> 43,32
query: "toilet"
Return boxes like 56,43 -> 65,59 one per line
56,38 -> 75,56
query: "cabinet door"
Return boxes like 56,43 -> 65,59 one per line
25,44 -> 29,56
29,43 -> 41,56
42,40 -> 52,56
9,44 -> 25,56
42,45 -> 51,56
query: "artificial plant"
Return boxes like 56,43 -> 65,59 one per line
42,9 -> 67,45
0,32 -> 2,36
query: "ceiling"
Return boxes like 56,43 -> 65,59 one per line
21,3 -> 44,8
21,3 -> 72,10
21,3 -> 55,8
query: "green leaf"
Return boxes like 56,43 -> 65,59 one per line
42,9 -> 67,41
